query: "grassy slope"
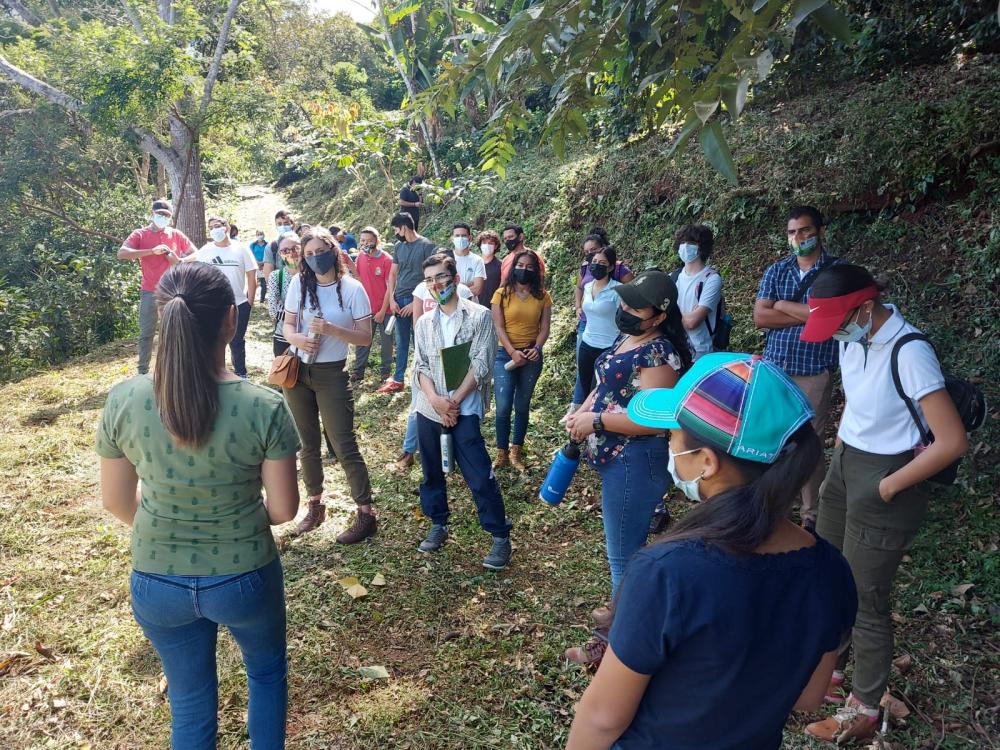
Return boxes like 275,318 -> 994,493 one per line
2,59 -> 998,748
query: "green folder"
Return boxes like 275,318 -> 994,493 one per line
441,340 -> 472,391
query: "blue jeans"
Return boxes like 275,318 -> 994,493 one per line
595,436 -> 671,595
571,319 -> 587,404
129,557 -> 287,750
416,413 -> 510,537
393,293 -> 415,383
493,348 -> 543,450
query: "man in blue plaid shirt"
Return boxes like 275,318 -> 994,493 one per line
754,206 -> 839,529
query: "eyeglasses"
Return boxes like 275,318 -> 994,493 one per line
280,244 -> 301,253
423,273 -> 453,285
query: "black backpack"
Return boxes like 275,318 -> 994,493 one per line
890,332 -> 987,485
670,268 -> 733,351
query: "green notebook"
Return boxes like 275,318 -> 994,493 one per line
441,340 -> 472,391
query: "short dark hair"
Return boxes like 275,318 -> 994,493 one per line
329,225 -> 341,235
453,223 -> 472,234
422,252 -> 457,277
503,224 -> 524,236
391,213 -> 415,230
674,224 -> 715,261
787,205 -> 823,229
410,175 -> 423,185
275,210 -> 293,222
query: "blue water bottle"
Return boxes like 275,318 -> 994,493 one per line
539,441 -> 582,505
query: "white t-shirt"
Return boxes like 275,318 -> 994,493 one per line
676,266 -> 723,359
838,305 -> 946,455
454,252 -> 487,300
581,279 -> 621,349
412,281 -> 474,313
284,274 -> 372,363
195,242 -> 258,305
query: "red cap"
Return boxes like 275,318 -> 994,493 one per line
800,286 -> 878,342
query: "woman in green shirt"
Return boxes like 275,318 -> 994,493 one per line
98,262 -> 301,750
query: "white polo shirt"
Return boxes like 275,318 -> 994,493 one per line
838,305 -> 945,455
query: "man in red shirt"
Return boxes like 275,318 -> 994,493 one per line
499,223 -> 546,283
351,226 -> 395,385
117,199 -> 196,373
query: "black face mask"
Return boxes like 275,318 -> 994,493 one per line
305,250 -> 337,275
504,238 -> 520,252
615,306 -> 650,336
512,268 -> 536,285
589,263 -> 609,280
395,232 -> 407,242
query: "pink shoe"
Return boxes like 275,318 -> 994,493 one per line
377,379 -> 405,394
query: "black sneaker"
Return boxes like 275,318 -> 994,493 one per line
418,524 -> 448,553
483,536 -> 512,570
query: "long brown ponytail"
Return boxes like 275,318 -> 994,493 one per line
153,263 -> 235,448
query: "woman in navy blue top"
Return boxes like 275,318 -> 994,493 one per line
566,353 -> 857,750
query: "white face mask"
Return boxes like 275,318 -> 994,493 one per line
152,214 -> 170,230
480,243 -> 496,258
452,236 -> 470,252
210,227 -> 228,243
668,446 -> 704,502
678,242 -> 700,264
832,305 -> 873,343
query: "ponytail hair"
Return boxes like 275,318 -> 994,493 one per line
153,263 -> 235,448
655,422 -> 822,554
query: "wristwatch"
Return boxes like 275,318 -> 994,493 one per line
592,413 -> 604,435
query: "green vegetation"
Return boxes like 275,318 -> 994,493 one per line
1,0 -> 999,747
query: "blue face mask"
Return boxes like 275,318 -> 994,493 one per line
452,236 -> 470,252
791,234 -> 819,256
210,227 -> 228,243
668,446 -> 704,502
832,305 -> 873,343
678,242 -> 700,263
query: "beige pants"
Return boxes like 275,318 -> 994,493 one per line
790,370 -> 833,523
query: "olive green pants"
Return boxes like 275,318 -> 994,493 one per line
282,360 -> 373,505
816,442 -> 930,707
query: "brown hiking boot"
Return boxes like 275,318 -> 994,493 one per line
393,451 -> 414,471
804,697 -> 878,744
294,498 -> 326,536
565,636 -> 608,667
493,448 -> 510,469
591,606 -> 613,630
336,511 -> 377,544
510,445 -> 526,471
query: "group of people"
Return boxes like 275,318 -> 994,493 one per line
104,195 -> 969,749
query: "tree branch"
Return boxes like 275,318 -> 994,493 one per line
198,0 -> 243,120
0,107 -> 32,120
0,53 -> 181,172
0,0 -> 42,26
121,0 -> 146,39
0,53 -> 84,112
17,199 -> 120,241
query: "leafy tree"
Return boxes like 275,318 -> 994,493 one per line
419,0 -> 855,184
0,0 -> 251,244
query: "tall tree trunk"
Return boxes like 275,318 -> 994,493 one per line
167,115 -> 206,245
155,160 -> 166,198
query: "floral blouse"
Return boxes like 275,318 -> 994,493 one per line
585,334 -> 682,466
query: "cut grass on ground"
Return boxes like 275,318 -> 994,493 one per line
1,307 -> 997,749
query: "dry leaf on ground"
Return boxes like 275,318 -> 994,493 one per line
346,584 -> 368,599
370,573 -> 386,586
336,576 -> 359,588
358,665 -> 389,679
